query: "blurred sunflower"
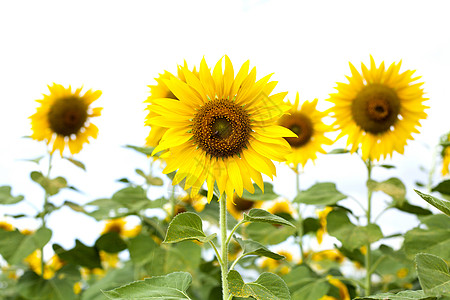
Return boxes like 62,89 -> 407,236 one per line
24,251 -> 65,279
264,198 -> 295,216
30,84 -> 102,156
0,221 -> 14,231
260,250 -> 293,275
278,93 -> 333,168
311,249 -> 345,265
145,64 -> 199,147
102,218 -> 141,238
323,275 -> 350,300
180,193 -> 208,212
316,206 -> 333,244
327,56 -> 428,161
227,194 -> 263,220
146,56 -> 294,202
441,133 -> 450,176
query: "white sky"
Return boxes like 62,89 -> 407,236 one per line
1,0 -> 449,255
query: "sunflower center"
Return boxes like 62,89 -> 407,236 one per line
278,112 -> 313,148
48,96 -> 88,136
192,99 -> 251,158
233,196 -> 255,211
351,84 -> 400,134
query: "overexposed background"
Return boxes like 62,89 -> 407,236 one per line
1,0 -> 449,259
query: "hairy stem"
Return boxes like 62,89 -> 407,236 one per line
219,194 -> 229,300
296,165 -> 304,258
365,159 -> 373,296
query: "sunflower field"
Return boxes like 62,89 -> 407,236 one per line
1,1 -> 450,300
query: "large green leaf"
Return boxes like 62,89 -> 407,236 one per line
432,180 -> 450,196
244,222 -> 297,245
243,209 -> 295,228
127,233 -> 159,265
414,190 -> 450,216
415,253 -> 450,297
228,270 -> 291,299
241,182 -> 279,201
103,271 -> 193,299
18,265 -> 81,300
0,186 -> 24,205
294,182 -> 346,205
290,280 -> 329,300
235,237 -> 284,260
95,232 -> 127,253
0,227 -> 52,264
368,177 -> 406,205
30,171 -> 67,196
326,209 -> 383,251
355,290 -> 437,299
163,212 -> 216,243
404,227 -> 450,260
53,240 -> 101,269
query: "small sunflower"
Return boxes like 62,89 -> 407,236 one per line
264,198 -> 295,216
0,221 -> 14,231
227,194 -> 263,220
326,275 -> 351,300
146,56 -> 295,202
441,133 -> 450,176
24,251 -> 65,279
101,218 -> 140,238
180,193 -> 208,212
260,250 -> 293,275
316,206 -> 333,244
327,56 -> 428,161
30,84 -> 102,156
278,93 -> 333,168
145,64 -> 199,147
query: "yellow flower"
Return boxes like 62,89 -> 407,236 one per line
265,198 -> 295,216
145,64 -> 199,148
30,83 -> 102,156
311,249 -> 345,264
99,250 -> 119,269
327,56 -> 428,161
278,93 -> 333,168
146,56 -> 295,202
73,281 -> 82,295
0,221 -> 14,231
101,218 -> 141,238
24,251 -> 65,279
326,275 -> 350,300
180,193 -> 208,212
442,133 -> 450,176
227,194 -> 262,220
260,250 -> 293,275
316,206 -> 333,244
396,267 -> 409,279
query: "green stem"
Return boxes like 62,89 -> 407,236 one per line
40,152 -> 53,277
365,159 -> 373,296
295,165 -> 304,258
209,241 -> 223,266
229,253 -> 247,271
226,219 -> 245,247
219,193 -> 229,300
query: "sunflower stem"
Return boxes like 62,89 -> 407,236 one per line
219,193 -> 229,300
364,159 -> 373,296
40,152 -> 53,278
295,165 -> 304,259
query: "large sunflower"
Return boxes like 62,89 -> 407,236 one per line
278,93 -> 333,168
146,56 -> 295,202
145,63 -> 199,147
30,84 -> 102,156
327,56 -> 428,161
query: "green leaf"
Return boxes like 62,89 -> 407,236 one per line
163,212 -> 216,243
327,148 -> 349,154
30,171 -> 68,196
379,164 -> 396,169
240,182 -> 279,201
53,240 -> 101,269
63,200 -> 85,213
244,222 -> 297,245
414,190 -> 450,216
404,227 -> 450,261
282,265 -> 328,299
291,280 -> 329,300
419,214 -> 450,230
63,157 -> 86,171
0,227 -> 52,264
103,271 -> 192,299
326,209 -> 383,251
415,253 -> 450,297
243,208 -> 295,228
128,233 -> 159,265
228,270 -> 291,299
369,177 -> 406,205
0,186 -> 24,205
432,180 -> 450,196
294,182 -> 347,205
124,144 -> 156,156
235,237 -> 285,260
21,155 -> 45,164
394,201 -> 432,216
95,232 -> 127,253
355,290 -> 437,299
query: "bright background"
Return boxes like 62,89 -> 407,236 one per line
1,0 -> 449,258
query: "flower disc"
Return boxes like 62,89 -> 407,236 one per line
327,56 -> 428,161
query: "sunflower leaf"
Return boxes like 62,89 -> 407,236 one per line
414,190 -> 450,216
294,182 -> 347,206
404,227 -> 450,261
30,171 -> 68,196
124,144 -> 156,156
228,270 -> 291,299
0,186 -> 24,205
103,271 -> 192,299
243,209 -> 295,228
415,253 -> 450,297
234,236 -> 284,260
369,177 -> 406,205
63,157 -> 86,171
431,180 -> 450,196
355,290 -> 437,299
241,182 -> 278,201
164,212 -> 214,243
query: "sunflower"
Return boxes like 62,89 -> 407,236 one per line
101,218 -> 140,238
180,193 -> 208,212
30,84 -> 102,156
146,56 -> 295,202
24,251 -> 65,279
278,93 -> 333,168
316,206 -> 333,244
260,250 -> 293,275
264,198 -> 295,216
145,64 -> 199,147
327,56 -> 428,161
325,275 -> 351,300
227,194 -> 263,220
441,133 -> 450,176
0,221 -> 14,231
